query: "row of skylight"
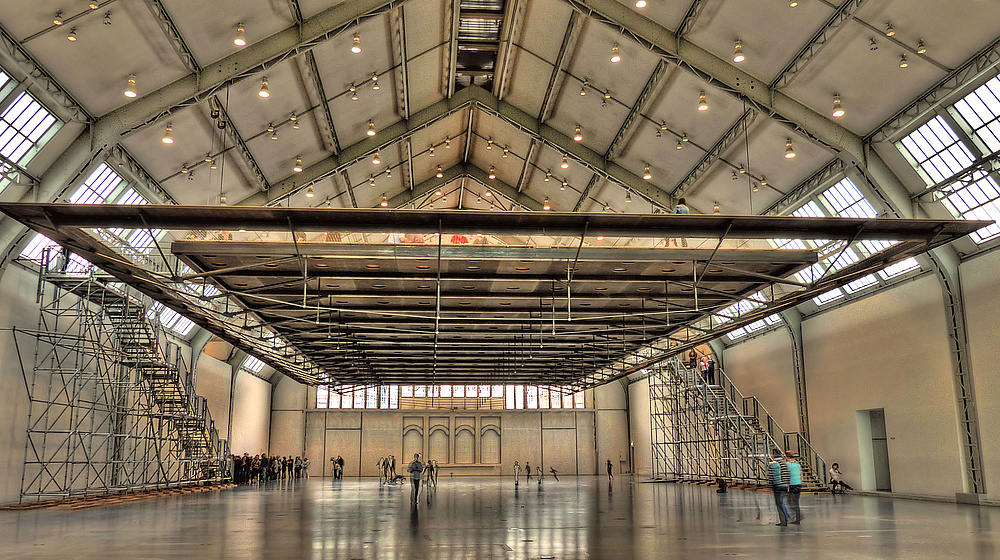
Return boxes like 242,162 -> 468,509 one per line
0,69 -> 62,194
898,74 -> 1000,243
316,384 -> 586,410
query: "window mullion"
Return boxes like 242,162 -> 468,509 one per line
941,109 -> 986,159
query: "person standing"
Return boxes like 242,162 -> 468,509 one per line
294,456 -> 302,478
669,198 -> 691,247
705,357 -> 716,385
688,349 -> 698,370
425,460 -> 436,488
513,461 -> 522,485
407,453 -> 425,503
432,460 -> 439,486
606,459 -> 614,481
785,452 -> 803,524
536,465 -> 543,483
390,455 -> 397,479
829,463 -> 854,493
525,461 -> 532,479
302,457 -> 310,478
769,449 -> 792,526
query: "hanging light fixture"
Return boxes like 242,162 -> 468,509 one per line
445,137 -> 452,148
351,34 -> 362,54
573,125 -> 583,142
367,120 -> 377,137
752,183 -> 759,192
544,170 -> 551,182
89,2 -> 99,9
788,0 -> 797,6
436,165 -> 444,179
561,155 -> 569,169
435,187 -> 444,197
733,40 -> 745,63
682,132 -> 689,142
124,74 -> 137,98
760,176 -> 768,186
488,166 -> 496,180
642,164 -> 652,180
501,146 -> 509,159
543,197 -> 551,211
560,180 -> 567,191
293,156 -> 303,173
676,140 -> 683,150
485,190 -> 492,197
372,152 -> 381,165
738,164 -> 747,174
210,158 -> 218,169
258,76 -> 270,98
784,138 -> 796,159
67,27 -> 77,42
832,94 -> 845,118
381,193 -> 388,207
370,175 -> 376,187
731,171 -> 738,181
234,23 -> 246,47
486,138 -> 494,150
477,195 -> 482,204
350,83 -> 358,101
635,0 -> 647,7
917,40 -> 927,54
655,129 -> 662,138
180,164 -> 189,174
899,53 -> 908,68
270,124 -> 278,141
220,193 -> 227,206
713,202 -> 720,214
371,73 -> 380,90
53,11 -> 64,25
698,90 -> 708,111
161,123 -> 174,145
580,80 -> 588,96
610,43 -> 621,63
625,190 -> 632,203
306,185 -> 315,198
386,167 -> 392,179
885,22 -> 895,37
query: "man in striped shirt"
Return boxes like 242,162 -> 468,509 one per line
769,448 -> 793,526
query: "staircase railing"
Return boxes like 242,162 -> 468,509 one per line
650,354 -> 828,489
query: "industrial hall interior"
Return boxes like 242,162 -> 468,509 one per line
1,0 -> 1000,557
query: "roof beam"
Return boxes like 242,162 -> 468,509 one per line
298,51 -> 341,153
141,0 -> 201,73
390,7 -> 411,119
771,0 -> 869,89
208,96 -> 272,192
444,0 -> 461,97
872,35 -> 1000,142
386,162 -> 544,210
671,108 -> 757,198
236,87 -> 477,206
493,0 -> 526,100
605,60 -> 668,159
90,0 -> 407,144
0,21 -> 89,123
677,0 -> 710,38
538,11 -> 582,123
470,87 -> 674,209
572,174 -> 601,211
564,0 -> 867,163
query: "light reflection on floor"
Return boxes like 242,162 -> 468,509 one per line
2,476 -> 997,559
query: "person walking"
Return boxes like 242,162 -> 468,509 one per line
525,461 -> 532,479
785,452 -> 803,524
769,449 -> 792,526
407,453 -> 425,503
390,455 -> 397,479
549,467 -> 559,481
829,463 -> 854,493
425,460 -> 436,488
606,459 -> 614,481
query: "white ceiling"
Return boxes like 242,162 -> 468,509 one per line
3,0 -> 1000,218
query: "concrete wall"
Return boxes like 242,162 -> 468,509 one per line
0,266 -> 48,505
593,382 -> 629,476
959,248 -> 1000,494
270,376 -> 306,457
195,354 -> 233,439
724,328 -> 799,432
628,377 -> 652,477
229,373 -> 271,455
301,409 -> 597,477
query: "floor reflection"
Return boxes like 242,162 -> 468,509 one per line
3,477 -> 999,559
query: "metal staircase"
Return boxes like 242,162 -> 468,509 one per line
18,256 -> 228,502
649,355 -> 828,491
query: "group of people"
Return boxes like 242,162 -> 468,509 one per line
232,453 -> 309,484
511,461 -> 560,484
405,453 -> 443,502
376,455 -> 398,483
687,349 -> 717,385
330,455 -> 345,479
769,450 -> 855,526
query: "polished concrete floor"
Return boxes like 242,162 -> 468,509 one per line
3,476 -> 997,559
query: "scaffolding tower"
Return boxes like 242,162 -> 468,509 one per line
649,355 -> 828,489
16,255 -> 229,503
